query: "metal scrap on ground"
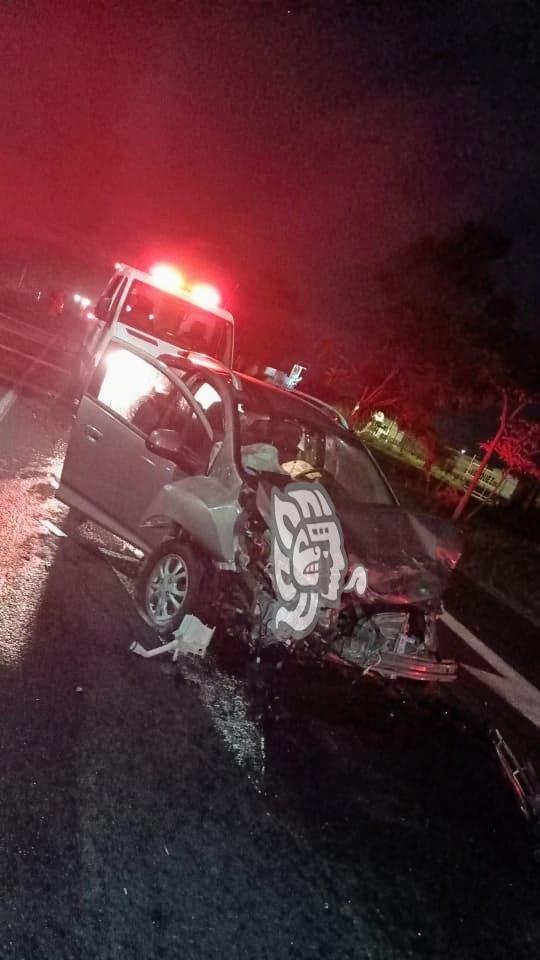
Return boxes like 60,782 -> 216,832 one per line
130,614 -> 215,661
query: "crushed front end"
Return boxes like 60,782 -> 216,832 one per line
320,503 -> 463,683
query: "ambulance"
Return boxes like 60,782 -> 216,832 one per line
80,262 -> 234,387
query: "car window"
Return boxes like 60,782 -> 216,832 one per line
191,380 -> 224,435
161,377 -> 223,471
159,393 -> 192,433
90,348 -> 175,436
237,402 -> 392,505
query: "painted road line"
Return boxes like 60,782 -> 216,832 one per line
0,389 -> 17,421
0,340 -> 69,374
0,373 -> 60,402
0,315 -> 50,345
442,609 -> 540,729
0,384 -> 24,423
0,331 -> 64,423
0,313 -> 80,351
464,667 -> 540,730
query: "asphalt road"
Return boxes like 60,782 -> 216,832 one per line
0,313 -> 539,959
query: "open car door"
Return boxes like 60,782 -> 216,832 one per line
57,343 -> 214,550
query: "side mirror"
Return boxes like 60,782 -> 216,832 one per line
146,429 -> 202,472
146,428 -> 183,461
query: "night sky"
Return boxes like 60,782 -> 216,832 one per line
1,1 -> 539,332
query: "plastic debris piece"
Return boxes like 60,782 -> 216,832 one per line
172,615 -> 215,660
130,614 -> 215,661
130,637 -> 179,659
41,519 -> 67,538
491,727 -> 540,825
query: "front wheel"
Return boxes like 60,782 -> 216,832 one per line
135,539 -> 202,635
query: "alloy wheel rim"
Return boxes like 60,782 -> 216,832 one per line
146,554 -> 189,626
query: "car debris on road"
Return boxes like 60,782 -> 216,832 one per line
130,613 -> 215,661
490,727 -> 540,837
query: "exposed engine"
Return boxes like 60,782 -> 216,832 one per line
218,496 -> 457,684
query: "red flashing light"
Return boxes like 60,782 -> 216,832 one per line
150,263 -> 184,294
190,283 -> 221,309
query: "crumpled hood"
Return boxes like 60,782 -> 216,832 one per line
255,479 -> 463,607
338,501 -> 462,606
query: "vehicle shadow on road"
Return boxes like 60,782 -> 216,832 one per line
4,524 -> 539,960
1,530 -> 428,960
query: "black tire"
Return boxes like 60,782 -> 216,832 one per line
135,539 -> 202,635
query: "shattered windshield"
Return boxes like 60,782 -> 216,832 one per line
237,381 -> 393,506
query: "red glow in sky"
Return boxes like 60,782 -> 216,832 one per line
1,1 -> 539,340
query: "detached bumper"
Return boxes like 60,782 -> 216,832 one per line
370,652 -> 458,683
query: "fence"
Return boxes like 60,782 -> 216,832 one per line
362,416 -> 519,503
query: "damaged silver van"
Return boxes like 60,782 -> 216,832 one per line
57,340 -> 461,684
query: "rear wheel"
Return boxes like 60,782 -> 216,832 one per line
135,539 -> 202,635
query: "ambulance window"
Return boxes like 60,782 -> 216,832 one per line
121,282 -> 157,331
95,275 -> 125,324
117,280 -> 230,363
110,276 -> 128,313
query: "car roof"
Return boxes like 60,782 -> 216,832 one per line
234,372 -> 351,433
160,350 -> 244,392
160,354 -> 349,430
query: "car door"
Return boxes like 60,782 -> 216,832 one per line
58,344 -> 213,545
